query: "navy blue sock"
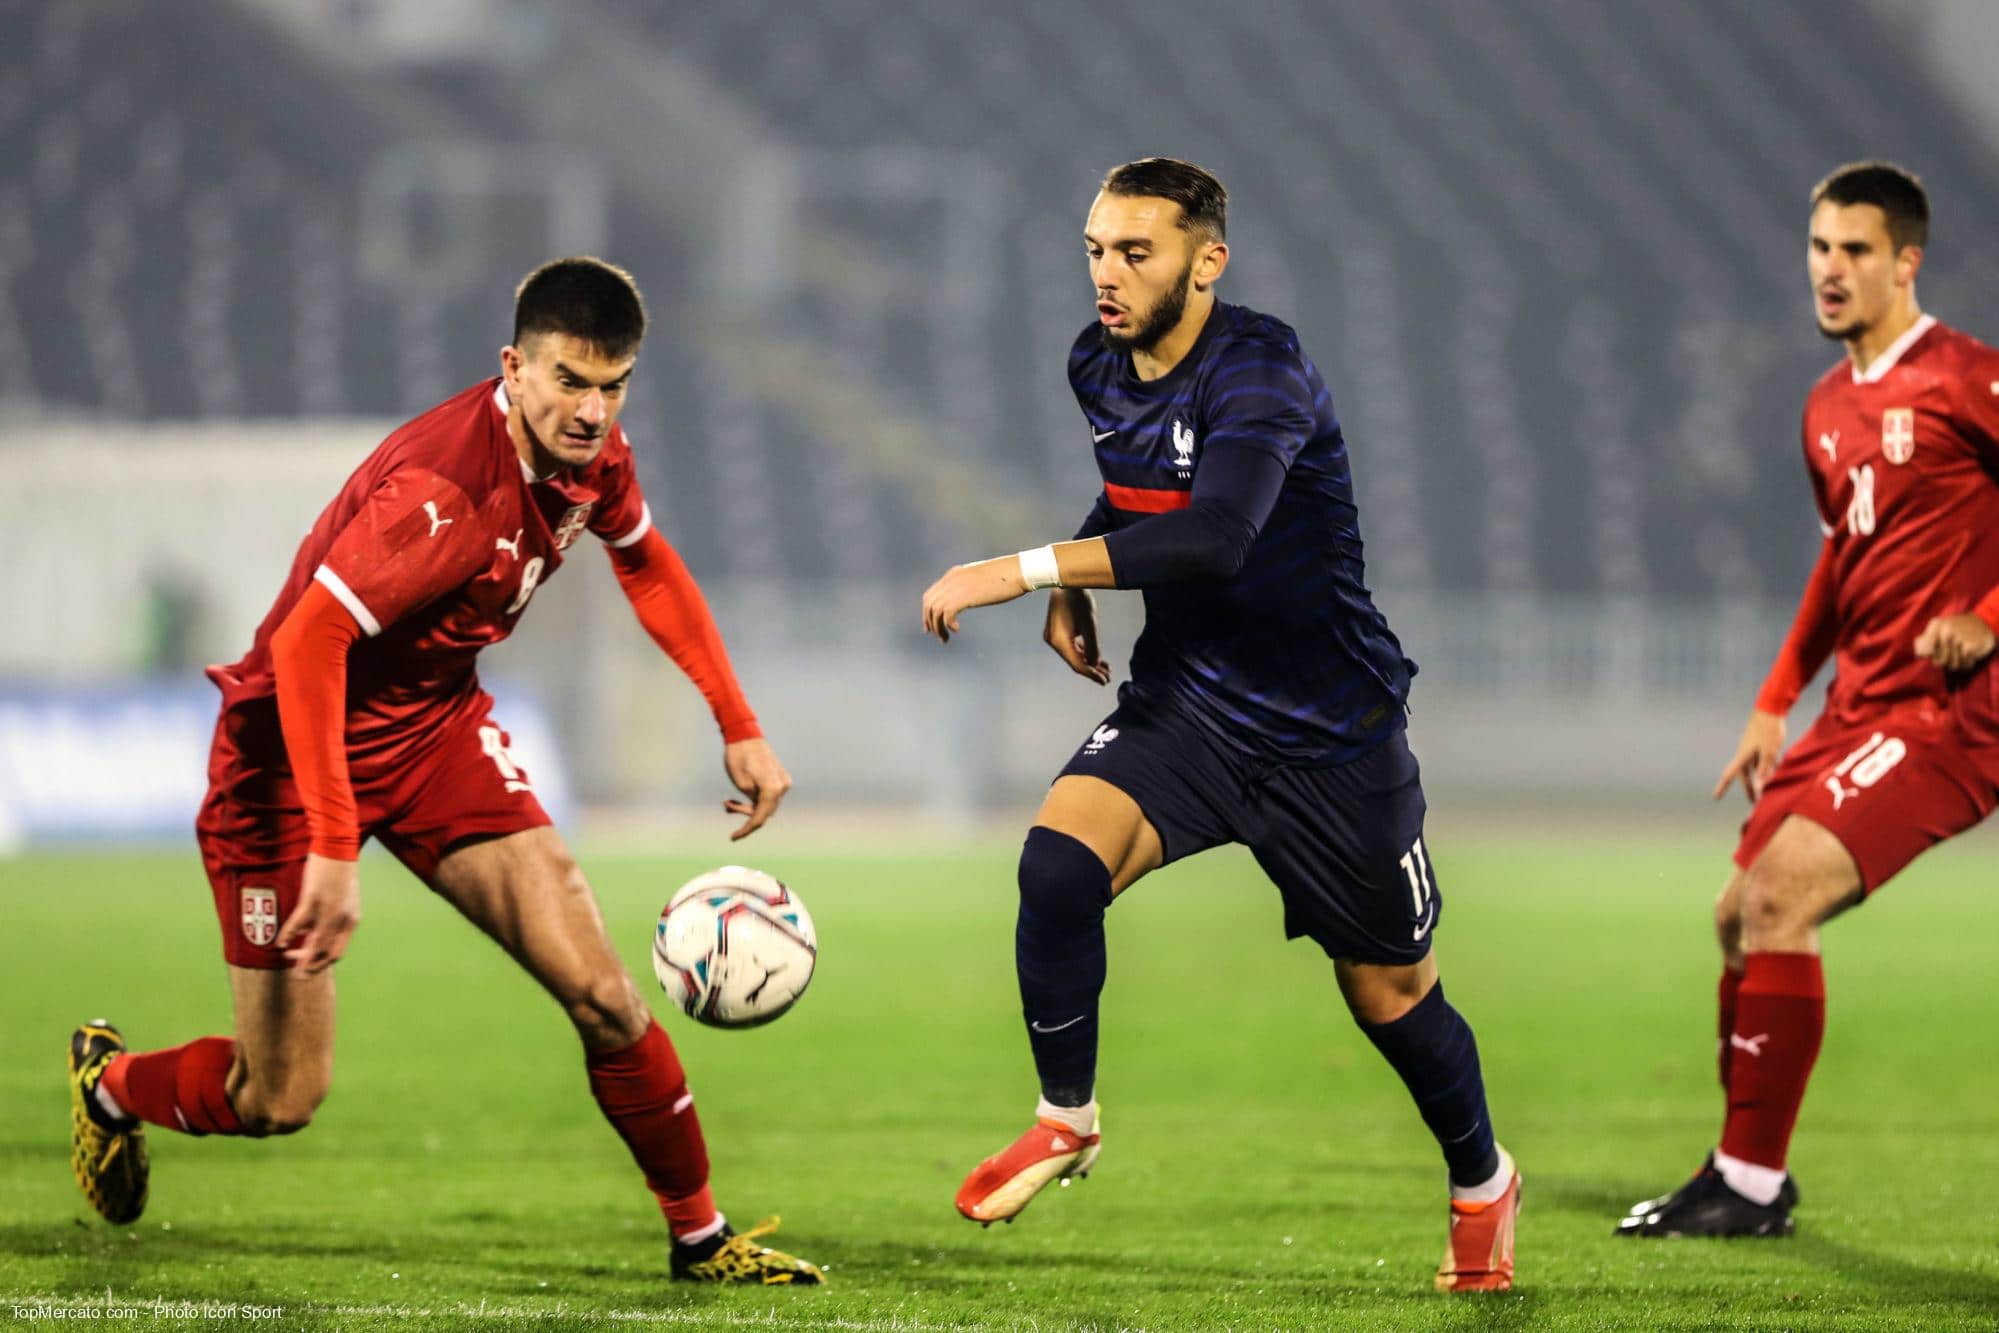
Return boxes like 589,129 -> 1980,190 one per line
1359,982 -> 1500,1188
1014,827 -> 1114,1108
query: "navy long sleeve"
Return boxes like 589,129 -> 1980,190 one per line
1101,444 -> 1288,586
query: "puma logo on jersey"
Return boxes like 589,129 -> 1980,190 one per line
423,501 -> 453,537
1729,1032 -> 1769,1058
495,529 -> 523,560
1817,430 -> 1839,463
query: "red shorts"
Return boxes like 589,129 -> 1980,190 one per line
195,691 -> 552,968
1734,698 -> 1999,892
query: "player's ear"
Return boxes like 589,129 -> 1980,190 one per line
499,343 -> 524,387
1895,244 -> 1923,288
1193,240 -> 1229,292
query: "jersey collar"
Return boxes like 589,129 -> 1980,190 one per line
1119,300 -> 1227,395
1852,313 -> 1937,385
491,379 -> 559,483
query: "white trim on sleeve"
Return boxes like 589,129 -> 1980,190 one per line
313,565 -> 383,637
603,502 -> 653,549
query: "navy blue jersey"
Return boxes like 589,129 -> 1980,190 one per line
1068,301 -> 1413,764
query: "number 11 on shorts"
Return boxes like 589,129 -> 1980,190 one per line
1400,835 -> 1437,942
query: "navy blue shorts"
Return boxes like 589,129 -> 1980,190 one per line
1057,697 -> 1438,965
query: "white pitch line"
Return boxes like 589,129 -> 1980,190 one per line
0,1296 -> 974,1331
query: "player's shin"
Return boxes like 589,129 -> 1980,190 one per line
585,1019 -> 719,1240
101,1038 -> 245,1136
1359,983 -> 1501,1191
1015,827 -> 1113,1126
1717,952 -> 1824,1198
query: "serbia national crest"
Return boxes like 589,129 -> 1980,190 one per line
552,502 -> 595,549
241,886 -> 279,947
1881,407 -> 1915,465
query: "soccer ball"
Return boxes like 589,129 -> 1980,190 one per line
652,866 -> 817,1028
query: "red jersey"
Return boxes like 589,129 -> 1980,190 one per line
1786,316 -> 1999,720
208,378 -> 652,759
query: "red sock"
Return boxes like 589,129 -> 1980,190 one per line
1717,965 -> 1744,1090
1719,952 -> 1825,1170
586,1020 -> 717,1239
100,1038 -> 245,1136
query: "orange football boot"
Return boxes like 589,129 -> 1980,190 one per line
956,1113 -> 1101,1225
1436,1149 -> 1519,1292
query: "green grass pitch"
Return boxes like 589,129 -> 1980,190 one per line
3,818 -> 1997,1330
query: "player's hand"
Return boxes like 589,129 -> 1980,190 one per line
279,854 -> 362,974
1914,612 -> 1997,673
1044,587 -> 1111,684
921,557 -> 1030,643
1713,708 -> 1786,805
722,737 -> 791,841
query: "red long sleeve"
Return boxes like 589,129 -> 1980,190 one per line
1755,540 -> 1839,716
1975,584 -> 1999,636
608,529 -> 761,743
271,580 -> 364,860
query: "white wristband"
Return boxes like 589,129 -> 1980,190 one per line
1017,544 -> 1062,590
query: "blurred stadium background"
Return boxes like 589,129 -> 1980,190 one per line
9,0 -> 1999,848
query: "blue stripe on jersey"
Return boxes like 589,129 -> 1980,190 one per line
1067,302 -> 1414,765
1209,386 -> 1310,414
1089,384 -> 1197,403
1093,445 -> 1163,471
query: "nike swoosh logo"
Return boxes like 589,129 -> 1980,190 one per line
1030,1015 -> 1086,1034
1091,428 -> 1117,442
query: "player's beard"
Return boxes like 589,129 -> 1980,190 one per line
1102,256 -> 1196,355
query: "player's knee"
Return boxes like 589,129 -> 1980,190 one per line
231,1074 -> 327,1137
1739,854 -> 1824,937
1712,889 -> 1743,953
1017,827 -> 1114,928
1343,977 -> 1426,1027
564,971 -> 650,1050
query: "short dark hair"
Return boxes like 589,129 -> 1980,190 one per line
513,256 -> 647,360
1100,157 -> 1228,242
1810,161 -> 1929,252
